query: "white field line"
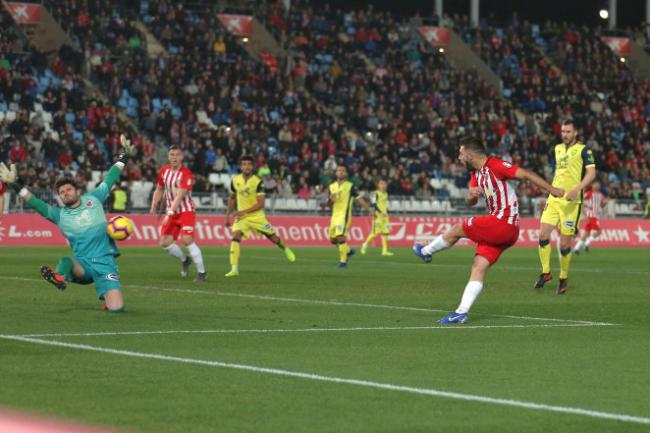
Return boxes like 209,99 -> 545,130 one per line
3,250 -> 649,275
1,334 -> 649,426
0,275 -> 616,326
17,322 -> 612,338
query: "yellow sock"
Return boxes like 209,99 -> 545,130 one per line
381,235 -> 388,253
538,240 -> 551,274
229,241 -> 240,269
363,233 -> 376,247
338,243 -> 350,262
559,248 -> 572,279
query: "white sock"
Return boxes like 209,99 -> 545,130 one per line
164,243 -> 186,262
187,242 -> 206,273
585,235 -> 596,247
455,281 -> 484,314
574,240 -> 584,251
422,235 -> 451,255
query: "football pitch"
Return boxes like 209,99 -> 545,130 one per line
1,246 -> 649,433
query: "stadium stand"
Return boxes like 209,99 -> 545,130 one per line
1,1 -> 648,215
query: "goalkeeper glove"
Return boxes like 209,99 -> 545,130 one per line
0,162 -> 24,193
115,134 -> 136,165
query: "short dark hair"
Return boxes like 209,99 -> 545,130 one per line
55,178 -> 80,192
561,118 -> 575,128
459,137 -> 486,155
239,155 -> 254,164
168,145 -> 181,152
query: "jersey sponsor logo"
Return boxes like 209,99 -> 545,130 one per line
77,209 -> 93,227
564,221 -> 575,228
263,223 -> 273,231
106,273 -> 120,281
466,217 -> 474,226
86,200 -> 93,207
502,161 -> 512,168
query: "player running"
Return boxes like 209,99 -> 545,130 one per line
327,165 -> 374,268
0,136 -> 135,312
361,179 -> 393,256
573,181 -> 607,255
535,119 -> 596,294
150,146 -> 207,281
412,137 -> 563,324
224,155 -> 295,277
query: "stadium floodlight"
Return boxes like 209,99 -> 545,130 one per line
599,9 -> 608,19
242,37 -> 249,43
620,57 -> 626,63
438,47 -> 445,53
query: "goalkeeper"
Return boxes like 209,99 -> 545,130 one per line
0,136 -> 134,312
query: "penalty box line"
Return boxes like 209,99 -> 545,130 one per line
0,275 -> 616,327
17,322 -> 612,338
1,334 -> 649,426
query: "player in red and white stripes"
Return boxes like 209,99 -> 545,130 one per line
150,146 -> 207,281
0,181 -> 5,217
413,137 -> 564,324
573,181 -> 607,255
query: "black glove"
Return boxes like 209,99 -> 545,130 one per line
115,134 -> 135,165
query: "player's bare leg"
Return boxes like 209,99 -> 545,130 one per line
413,223 -> 464,262
266,233 -> 296,262
103,289 -> 124,312
180,234 -> 207,281
557,233 -> 573,294
535,222 -> 555,288
226,232 -> 242,277
160,235 -> 191,277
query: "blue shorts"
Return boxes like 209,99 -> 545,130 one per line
72,256 -> 121,300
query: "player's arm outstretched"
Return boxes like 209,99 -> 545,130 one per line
91,134 -> 134,203
515,168 -> 564,198
0,162 -> 56,221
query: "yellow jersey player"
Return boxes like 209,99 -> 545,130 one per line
328,165 -> 374,268
361,179 -> 393,256
535,119 -> 596,294
224,155 -> 296,277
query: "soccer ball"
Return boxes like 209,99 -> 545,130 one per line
107,215 -> 134,241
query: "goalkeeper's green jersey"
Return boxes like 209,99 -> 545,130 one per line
28,167 -> 121,260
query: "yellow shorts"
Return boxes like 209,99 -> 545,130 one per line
329,215 -> 350,239
540,199 -> 581,236
232,214 -> 275,239
372,215 -> 390,235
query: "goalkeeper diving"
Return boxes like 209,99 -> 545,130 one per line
0,135 -> 135,312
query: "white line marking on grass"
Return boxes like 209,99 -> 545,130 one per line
18,322 -> 612,338
0,276 -> 616,326
238,253 -> 650,275
1,334 -> 649,426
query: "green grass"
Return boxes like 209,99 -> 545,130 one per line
1,245 -> 649,433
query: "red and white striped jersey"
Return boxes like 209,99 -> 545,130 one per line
584,190 -> 606,218
156,165 -> 195,214
469,156 -> 520,225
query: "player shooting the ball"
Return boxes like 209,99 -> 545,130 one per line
0,135 -> 135,312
